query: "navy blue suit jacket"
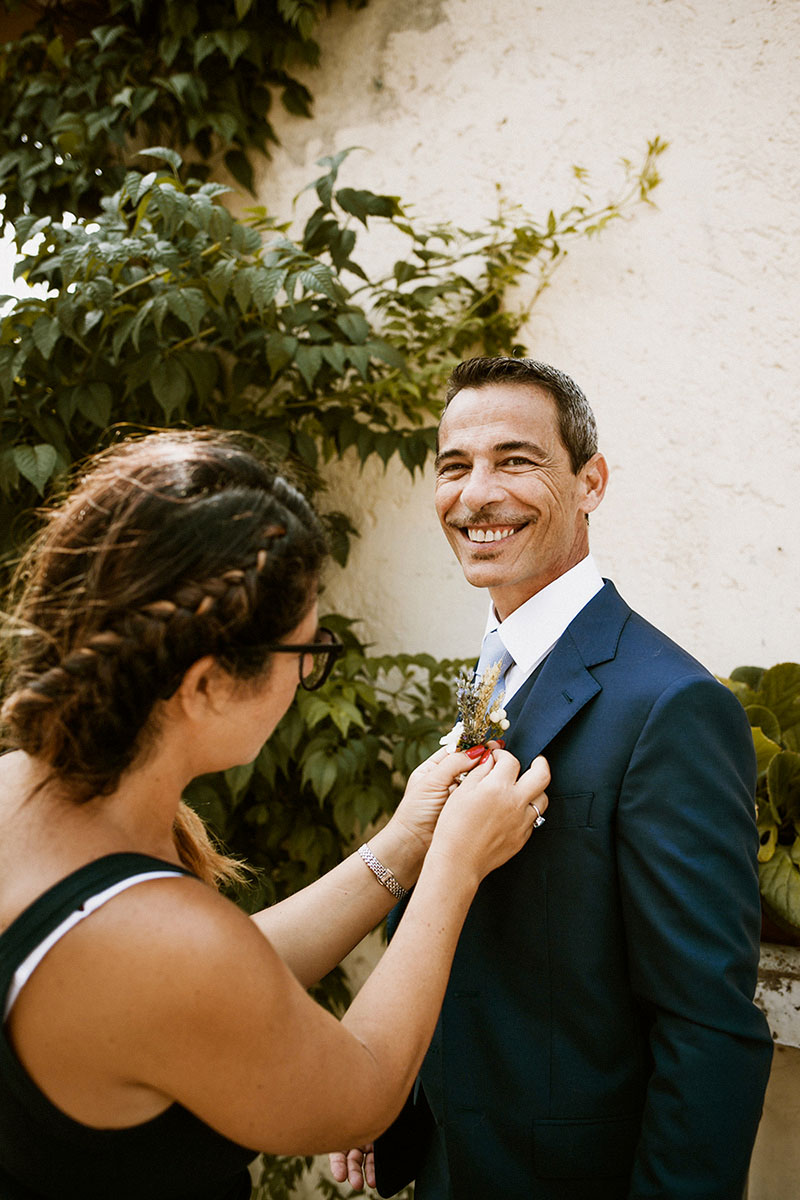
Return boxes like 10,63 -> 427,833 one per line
375,581 -> 772,1200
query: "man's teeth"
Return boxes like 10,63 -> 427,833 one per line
467,527 -> 516,543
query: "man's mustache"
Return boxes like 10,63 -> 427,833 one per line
446,509 -> 529,529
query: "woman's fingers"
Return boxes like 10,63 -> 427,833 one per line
455,745 -> 518,789
469,749 -> 549,803
517,754 -> 551,809
424,744 -> 491,787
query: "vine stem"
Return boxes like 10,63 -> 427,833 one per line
111,240 -> 224,301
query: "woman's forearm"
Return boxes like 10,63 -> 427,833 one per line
336,848 -> 481,1138
251,818 -> 425,986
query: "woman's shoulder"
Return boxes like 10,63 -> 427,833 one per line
9,866 -> 279,1040
5,865 -> 285,1131
65,866 -> 259,968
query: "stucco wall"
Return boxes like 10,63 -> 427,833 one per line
232,0 -> 798,675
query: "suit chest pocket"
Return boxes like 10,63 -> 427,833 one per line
542,791 -> 594,828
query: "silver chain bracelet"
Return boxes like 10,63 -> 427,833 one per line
358,842 -> 410,900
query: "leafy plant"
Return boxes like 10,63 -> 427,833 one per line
0,0 -> 367,225
721,663 -> 800,937
0,141 -> 666,570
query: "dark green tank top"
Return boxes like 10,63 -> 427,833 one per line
0,853 -> 257,1199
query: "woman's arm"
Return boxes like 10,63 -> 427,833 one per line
251,745 -> 488,986
17,750 -> 548,1155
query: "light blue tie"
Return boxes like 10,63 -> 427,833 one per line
474,627 -> 515,715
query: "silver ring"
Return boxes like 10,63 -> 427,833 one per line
531,802 -> 546,828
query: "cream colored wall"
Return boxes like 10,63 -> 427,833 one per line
231,0 -> 799,675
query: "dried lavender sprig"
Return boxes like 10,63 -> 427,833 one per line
452,658 -> 510,749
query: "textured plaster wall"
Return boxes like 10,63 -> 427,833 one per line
240,0 -> 799,674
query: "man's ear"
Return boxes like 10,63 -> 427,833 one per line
578,452 -> 609,515
173,655 -> 232,721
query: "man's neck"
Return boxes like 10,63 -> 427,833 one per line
480,555 -> 604,698
489,553 -> 594,622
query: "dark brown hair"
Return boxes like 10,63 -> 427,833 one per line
0,430 -> 327,886
443,356 -> 598,473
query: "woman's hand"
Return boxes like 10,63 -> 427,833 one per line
428,749 -> 550,885
255,743 -> 504,988
387,742 -> 497,855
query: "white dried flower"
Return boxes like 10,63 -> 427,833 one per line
439,721 -> 465,753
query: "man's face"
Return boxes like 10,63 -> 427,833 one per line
434,383 -> 607,619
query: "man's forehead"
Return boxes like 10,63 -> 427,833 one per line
437,382 -> 560,445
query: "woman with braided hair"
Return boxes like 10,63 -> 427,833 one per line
0,429 -> 549,1200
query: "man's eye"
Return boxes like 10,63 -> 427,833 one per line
437,462 -> 468,476
502,457 -> 535,467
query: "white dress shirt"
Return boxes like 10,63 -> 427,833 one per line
483,555 -> 604,705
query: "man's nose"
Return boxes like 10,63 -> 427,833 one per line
458,464 -> 506,511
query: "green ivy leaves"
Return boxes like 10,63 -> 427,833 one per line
0,155 -> 415,557
1,141 -> 665,570
9,443 -> 58,495
722,663 -> 800,935
0,1 -> 367,227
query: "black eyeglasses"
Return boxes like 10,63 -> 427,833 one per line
265,627 -> 344,691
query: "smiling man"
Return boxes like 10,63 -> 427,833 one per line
371,356 -> 773,1200
434,363 -> 606,614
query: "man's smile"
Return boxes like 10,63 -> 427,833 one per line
463,524 -> 525,543
447,520 -> 533,545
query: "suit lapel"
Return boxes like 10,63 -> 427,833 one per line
506,580 -> 631,760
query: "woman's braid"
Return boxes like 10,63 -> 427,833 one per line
1,431 -> 326,838
1,524 -> 288,794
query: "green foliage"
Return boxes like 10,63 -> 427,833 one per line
721,663 -> 800,935
0,0 -> 366,226
0,142 -> 666,568
250,1153 -> 313,1200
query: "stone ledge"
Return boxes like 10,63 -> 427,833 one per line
756,943 -> 800,1048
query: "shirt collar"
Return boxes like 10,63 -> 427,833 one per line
483,555 -> 604,676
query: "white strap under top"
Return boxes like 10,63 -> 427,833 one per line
3,870 -> 184,1022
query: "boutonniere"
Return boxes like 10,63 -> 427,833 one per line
440,659 -> 511,752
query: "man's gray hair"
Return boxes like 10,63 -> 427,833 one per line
443,356 -> 598,474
